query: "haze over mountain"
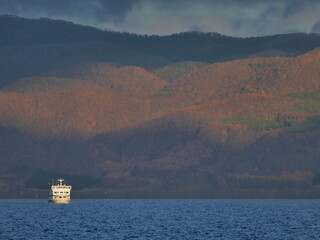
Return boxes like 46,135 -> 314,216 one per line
0,16 -> 320,198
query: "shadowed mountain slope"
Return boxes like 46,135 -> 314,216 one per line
2,77 -> 80,94
2,15 -> 320,62
1,15 -> 320,86
0,42 -> 170,87
86,109 -> 320,197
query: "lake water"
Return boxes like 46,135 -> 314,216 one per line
0,199 -> 319,239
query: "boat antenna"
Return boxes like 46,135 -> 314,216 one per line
58,177 -> 64,186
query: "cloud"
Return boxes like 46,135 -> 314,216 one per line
0,0 -> 138,24
312,21 -> 320,33
0,0 -> 320,36
115,0 -> 320,36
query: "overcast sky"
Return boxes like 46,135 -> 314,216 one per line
1,0 -> 320,37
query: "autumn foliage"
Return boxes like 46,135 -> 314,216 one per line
1,35 -> 320,197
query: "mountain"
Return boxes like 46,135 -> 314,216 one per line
4,64 -> 167,96
0,84 -> 157,139
153,61 -> 208,83
155,57 -> 288,107
53,64 -> 168,96
1,15 -> 320,85
0,42 -> 170,87
2,15 -> 320,62
0,16 -> 320,198
246,48 -> 320,95
154,48 -> 320,108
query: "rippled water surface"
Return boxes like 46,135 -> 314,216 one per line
0,199 -> 319,239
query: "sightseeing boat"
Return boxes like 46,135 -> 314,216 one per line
49,178 -> 72,203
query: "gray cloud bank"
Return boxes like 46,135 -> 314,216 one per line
0,0 -> 320,36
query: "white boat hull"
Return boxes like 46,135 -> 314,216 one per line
49,197 -> 71,204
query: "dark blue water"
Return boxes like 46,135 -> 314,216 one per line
0,199 -> 319,240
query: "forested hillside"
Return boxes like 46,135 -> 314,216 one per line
0,16 -> 319,198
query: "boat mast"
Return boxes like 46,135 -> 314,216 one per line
57,178 -> 64,186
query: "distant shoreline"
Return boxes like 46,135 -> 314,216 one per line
1,188 -> 320,199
